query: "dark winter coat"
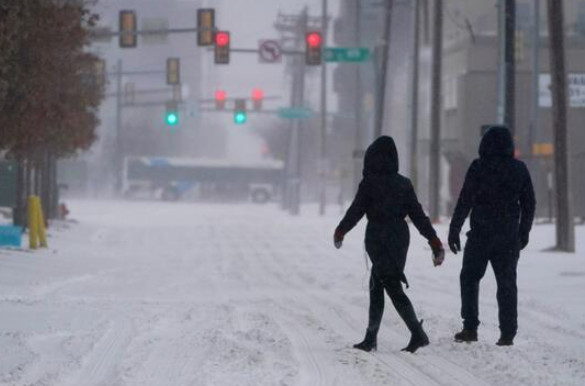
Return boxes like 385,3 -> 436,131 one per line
449,126 -> 536,241
336,136 -> 437,285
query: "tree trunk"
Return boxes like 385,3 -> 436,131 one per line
13,157 -> 26,227
547,0 -> 575,252
50,152 -> 59,220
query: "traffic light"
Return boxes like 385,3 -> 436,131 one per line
119,10 -> 137,48
306,31 -> 322,65
166,58 -> 180,85
197,8 -> 215,46
214,31 -> 230,64
215,89 -> 227,109
165,100 -> 179,126
252,88 -> 263,110
234,99 -> 247,124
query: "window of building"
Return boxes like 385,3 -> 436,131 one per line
516,2 -> 532,31
444,76 -> 458,111
576,1 -> 585,36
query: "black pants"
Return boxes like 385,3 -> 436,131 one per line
366,270 -> 419,335
460,234 -> 520,336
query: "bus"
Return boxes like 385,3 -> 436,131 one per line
123,156 -> 285,203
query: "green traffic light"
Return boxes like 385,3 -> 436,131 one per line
166,112 -> 178,126
234,111 -> 247,125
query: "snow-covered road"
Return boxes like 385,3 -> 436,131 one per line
1,200 -> 584,386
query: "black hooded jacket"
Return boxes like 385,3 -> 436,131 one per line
450,126 -> 536,239
336,136 -> 437,280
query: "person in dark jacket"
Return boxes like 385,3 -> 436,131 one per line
334,136 -> 445,353
449,126 -> 536,346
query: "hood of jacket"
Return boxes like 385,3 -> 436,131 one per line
363,136 -> 399,177
479,126 -> 515,158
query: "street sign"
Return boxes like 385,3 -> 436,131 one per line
259,40 -> 282,63
277,107 -> 314,119
540,73 -> 585,108
533,143 -> 554,157
324,47 -> 370,63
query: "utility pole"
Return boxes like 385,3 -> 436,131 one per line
547,0 -> 575,252
410,0 -> 421,191
275,9 -> 312,215
374,0 -> 394,138
319,0 -> 329,216
497,0 -> 505,124
353,0 -> 364,192
497,0 -> 516,132
429,0 -> 443,222
529,0 -> 540,157
505,0 -> 516,133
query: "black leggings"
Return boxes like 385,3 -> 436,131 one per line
366,271 -> 419,335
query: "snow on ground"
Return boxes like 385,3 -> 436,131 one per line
0,200 -> 584,386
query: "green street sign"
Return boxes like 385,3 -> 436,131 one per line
324,47 -> 370,63
278,107 -> 314,119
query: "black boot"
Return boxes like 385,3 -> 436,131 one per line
396,303 -> 429,353
496,333 -> 515,346
353,330 -> 377,352
454,329 -> 478,343
401,319 -> 429,353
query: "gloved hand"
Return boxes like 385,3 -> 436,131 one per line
429,237 -> 445,266
448,228 -> 461,254
333,228 -> 344,249
519,232 -> 529,250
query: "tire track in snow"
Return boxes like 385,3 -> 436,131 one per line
62,314 -> 133,386
270,309 -> 329,386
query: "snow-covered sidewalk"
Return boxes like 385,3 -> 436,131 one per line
0,200 -> 584,386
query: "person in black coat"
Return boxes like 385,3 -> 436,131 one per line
334,136 -> 445,353
449,126 -> 536,346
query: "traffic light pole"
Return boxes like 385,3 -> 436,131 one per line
289,9 -> 309,216
318,0 -> 328,216
115,59 -> 123,192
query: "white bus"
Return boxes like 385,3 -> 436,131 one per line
123,157 -> 285,203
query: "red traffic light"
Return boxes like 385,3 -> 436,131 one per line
252,88 -> 264,101
307,32 -> 322,47
215,89 -> 227,109
215,31 -> 230,46
215,89 -> 227,101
